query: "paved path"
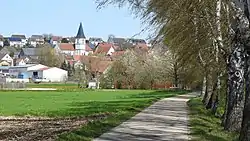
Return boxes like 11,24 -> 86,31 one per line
93,93 -> 197,141
4,88 -> 57,91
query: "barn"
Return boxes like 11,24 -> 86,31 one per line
9,64 -> 68,82
41,67 -> 68,82
28,67 -> 68,82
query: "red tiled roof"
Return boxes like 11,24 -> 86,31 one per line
95,43 -> 113,54
74,55 -> 112,73
52,36 -> 62,41
91,61 -> 112,73
59,43 -> 75,51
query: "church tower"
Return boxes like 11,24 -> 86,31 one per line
75,22 -> 86,55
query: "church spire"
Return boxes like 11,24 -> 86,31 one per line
76,22 -> 86,38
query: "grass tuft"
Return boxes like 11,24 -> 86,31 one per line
188,98 -> 238,141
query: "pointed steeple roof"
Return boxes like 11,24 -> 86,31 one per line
76,22 -> 86,38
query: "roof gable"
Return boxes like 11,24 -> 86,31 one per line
0,53 -> 7,60
51,36 -> 62,41
95,43 -> 113,54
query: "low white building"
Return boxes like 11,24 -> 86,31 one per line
29,67 -> 68,82
9,64 -> 48,79
9,64 -> 68,82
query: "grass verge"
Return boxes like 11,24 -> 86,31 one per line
188,98 -> 238,141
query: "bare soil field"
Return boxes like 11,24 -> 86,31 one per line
0,113 -> 109,141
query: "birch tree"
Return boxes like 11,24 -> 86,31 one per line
95,0 -> 250,134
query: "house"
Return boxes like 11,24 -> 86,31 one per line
111,51 -> 126,60
29,35 -> 44,47
108,37 -> 126,45
27,67 -> 68,82
127,38 -> 147,45
15,57 -> 39,65
11,34 -> 27,45
107,36 -> 126,46
0,35 -> 4,47
74,55 -> 112,76
94,43 -> 115,56
89,37 -> 103,46
50,36 -> 62,46
0,53 -> 13,66
19,48 -> 42,63
15,58 -> 26,66
74,55 -> 112,88
0,46 -> 21,59
55,43 -> 75,56
8,37 -> 23,47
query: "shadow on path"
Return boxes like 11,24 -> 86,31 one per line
93,93 -> 197,141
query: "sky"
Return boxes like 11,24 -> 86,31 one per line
0,0 -> 149,41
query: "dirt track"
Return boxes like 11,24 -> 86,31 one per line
0,113 -> 109,141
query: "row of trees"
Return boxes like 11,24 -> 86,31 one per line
101,46 -> 200,90
96,0 -> 250,140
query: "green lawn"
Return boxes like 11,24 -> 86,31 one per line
0,90 -> 187,140
188,98 -> 238,141
0,90 -> 184,117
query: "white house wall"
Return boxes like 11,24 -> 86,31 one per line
17,60 -> 26,66
0,41 -> 3,47
42,67 -> 68,82
62,50 -> 74,55
107,47 -> 115,55
10,41 -> 23,47
30,41 -> 37,47
1,54 -> 13,66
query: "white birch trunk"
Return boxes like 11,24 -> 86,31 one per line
224,1 -> 248,132
201,76 -> 207,97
